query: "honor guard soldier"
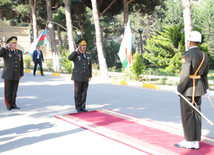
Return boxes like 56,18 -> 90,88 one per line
0,36 -> 24,111
68,38 -> 92,113
175,31 -> 209,149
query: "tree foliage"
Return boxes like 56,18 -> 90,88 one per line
143,24 -> 185,74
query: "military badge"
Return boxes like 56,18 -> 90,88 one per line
18,54 -> 21,61
181,55 -> 186,63
9,53 -> 12,57
87,57 -> 90,65
77,56 -> 81,61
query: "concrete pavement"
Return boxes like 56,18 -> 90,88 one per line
0,70 -> 214,155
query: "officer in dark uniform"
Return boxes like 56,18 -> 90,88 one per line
0,36 -> 24,111
175,31 -> 209,149
68,38 -> 92,113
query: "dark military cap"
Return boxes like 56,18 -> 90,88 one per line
77,38 -> 87,45
6,36 -> 17,44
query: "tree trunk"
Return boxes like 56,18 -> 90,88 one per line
124,0 -> 129,29
46,0 -> 60,72
65,0 -> 75,53
29,0 -> 37,41
91,0 -> 108,79
183,0 -> 192,50
57,25 -> 63,45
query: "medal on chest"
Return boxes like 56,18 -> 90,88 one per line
77,56 -> 81,61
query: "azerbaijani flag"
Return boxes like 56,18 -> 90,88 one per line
118,20 -> 133,68
23,29 -> 47,55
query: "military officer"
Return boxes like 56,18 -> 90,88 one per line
175,31 -> 209,149
68,38 -> 92,113
0,36 -> 24,111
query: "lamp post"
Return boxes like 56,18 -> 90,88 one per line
48,21 -> 82,35
138,29 -> 144,64
47,21 -> 82,47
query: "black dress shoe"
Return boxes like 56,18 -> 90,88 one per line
82,109 -> 88,112
7,107 -> 12,111
77,110 -> 82,113
13,106 -> 20,109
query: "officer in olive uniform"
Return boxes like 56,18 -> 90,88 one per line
0,36 -> 24,111
68,38 -> 92,113
175,31 -> 209,149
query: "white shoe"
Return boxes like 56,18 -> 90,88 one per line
175,140 -> 199,149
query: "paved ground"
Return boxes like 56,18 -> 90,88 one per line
0,70 -> 214,155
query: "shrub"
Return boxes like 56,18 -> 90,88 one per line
23,55 -> 33,68
130,53 -> 145,80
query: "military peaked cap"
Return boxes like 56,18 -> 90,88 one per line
77,38 -> 87,45
6,36 -> 17,43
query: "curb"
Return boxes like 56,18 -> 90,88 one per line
111,80 -> 214,97
24,69 -> 214,96
24,69 -> 71,78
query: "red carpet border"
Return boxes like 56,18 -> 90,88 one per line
55,109 -> 214,155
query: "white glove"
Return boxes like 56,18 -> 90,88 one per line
175,89 -> 181,96
204,89 -> 210,98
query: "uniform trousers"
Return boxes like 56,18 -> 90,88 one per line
180,96 -> 201,141
4,79 -> 19,108
74,81 -> 88,111
33,59 -> 43,75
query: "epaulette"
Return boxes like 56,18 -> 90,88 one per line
86,51 -> 90,54
77,51 -> 79,54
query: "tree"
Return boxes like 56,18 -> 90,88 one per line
183,0 -> 192,50
65,0 -> 75,53
29,0 -> 37,41
91,0 -> 108,78
46,0 -> 60,72
143,24 -> 185,74
193,0 -> 214,56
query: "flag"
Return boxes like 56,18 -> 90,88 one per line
23,29 -> 47,55
118,20 -> 133,68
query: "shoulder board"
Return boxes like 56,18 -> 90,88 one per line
181,55 -> 186,63
77,51 -> 79,54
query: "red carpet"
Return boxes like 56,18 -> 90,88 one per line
55,109 -> 214,155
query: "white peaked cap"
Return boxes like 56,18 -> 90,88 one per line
188,31 -> 202,43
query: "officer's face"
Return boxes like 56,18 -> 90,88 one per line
80,45 -> 86,51
9,42 -> 17,50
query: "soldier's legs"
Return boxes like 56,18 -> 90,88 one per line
74,81 -> 83,111
39,61 -> 44,75
33,61 -> 38,75
180,96 -> 201,141
80,82 -> 89,110
4,80 -> 13,108
11,80 -> 19,108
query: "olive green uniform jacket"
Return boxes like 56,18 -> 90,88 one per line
0,47 -> 24,80
177,47 -> 209,96
68,50 -> 92,82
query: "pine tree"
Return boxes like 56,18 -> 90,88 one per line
143,24 -> 185,74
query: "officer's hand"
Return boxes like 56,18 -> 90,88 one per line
5,43 -> 11,48
89,77 -> 92,82
175,89 -> 181,96
75,46 -> 80,52
204,89 -> 210,98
